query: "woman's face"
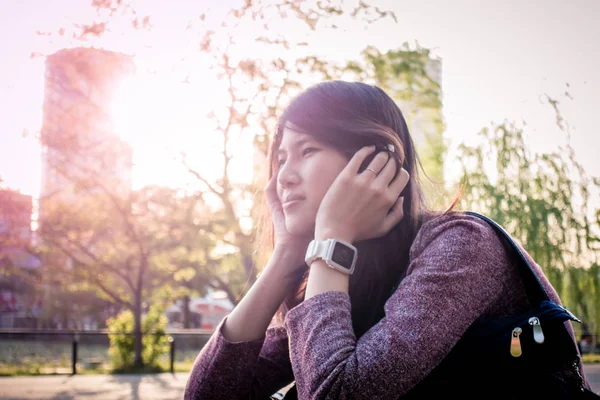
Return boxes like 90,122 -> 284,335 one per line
276,125 -> 349,236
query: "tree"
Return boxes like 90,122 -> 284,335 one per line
455,96 -> 600,342
35,45 -> 214,365
0,188 -> 42,328
345,44 -> 446,184
40,179 -> 213,367
35,0 -> 448,321
173,1 -> 448,305
341,44 -> 448,208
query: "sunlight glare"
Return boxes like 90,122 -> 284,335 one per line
109,66 -> 244,192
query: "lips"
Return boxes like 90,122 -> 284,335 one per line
283,194 -> 305,207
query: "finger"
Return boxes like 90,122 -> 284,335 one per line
382,196 -> 404,233
264,175 -> 276,196
264,176 -> 282,208
363,151 -> 391,178
388,168 -> 410,198
345,146 -> 377,175
374,153 -> 397,186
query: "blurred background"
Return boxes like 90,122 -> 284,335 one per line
0,0 -> 599,378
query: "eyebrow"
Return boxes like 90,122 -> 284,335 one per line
275,137 -> 314,158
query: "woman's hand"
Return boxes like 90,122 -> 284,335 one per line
315,146 -> 409,243
265,175 -> 313,268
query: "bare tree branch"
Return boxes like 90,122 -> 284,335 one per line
181,155 -> 224,197
43,225 -> 136,293
49,239 -> 134,309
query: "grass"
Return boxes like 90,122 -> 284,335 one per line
0,354 -> 73,376
0,338 -> 202,376
0,363 -> 46,376
160,359 -> 195,372
583,353 -> 600,363
0,359 -> 196,377
3,354 -> 597,376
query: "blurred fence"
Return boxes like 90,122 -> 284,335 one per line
1,330 -> 598,376
0,329 -> 213,375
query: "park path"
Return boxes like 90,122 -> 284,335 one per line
0,372 -> 189,400
1,365 -> 600,399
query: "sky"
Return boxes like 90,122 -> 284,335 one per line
0,0 -> 598,199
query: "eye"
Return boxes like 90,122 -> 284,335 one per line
276,157 -> 286,167
302,147 -> 318,156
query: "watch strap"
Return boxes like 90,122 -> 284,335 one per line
305,239 -> 332,266
305,238 -> 357,275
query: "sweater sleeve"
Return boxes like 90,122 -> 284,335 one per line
184,316 -> 294,400
283,214 -> 512,399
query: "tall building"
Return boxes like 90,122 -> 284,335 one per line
36,47 -> 136,330
39,47 -> 134,207
0,189 -> 33,245
0,189 -> 41,328
393,58 -> 443,146
387,56 -> 445,183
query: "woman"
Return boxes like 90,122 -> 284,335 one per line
184,81 -> 590,399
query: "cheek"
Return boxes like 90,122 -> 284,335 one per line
303,152 -> 348,203
322,160 -> 347,185
275,172 -> 284,199
275,182 -> 282,200
310,166 -> 344,203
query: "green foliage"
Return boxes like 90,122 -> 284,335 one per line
343,44 -> 446,185
141,306 -> 170,366
456,120 -> 600,339
107,305 -> 169,371
567,262 -> 600,342
582,353 -> 600,363
37,0 -> 448,330
107,310 -> 134,369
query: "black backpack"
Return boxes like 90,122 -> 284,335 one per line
272,212 -> 599,399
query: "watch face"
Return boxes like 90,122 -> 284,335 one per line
331,242 -> 355,270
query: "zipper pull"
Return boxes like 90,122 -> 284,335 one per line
559,304 -> 582,323
573,360 -> 586,392
528,317 -> 545,344
510,327 -> 523,357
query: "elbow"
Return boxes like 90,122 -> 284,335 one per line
183,383 -> 197,400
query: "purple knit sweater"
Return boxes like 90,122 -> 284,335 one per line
184,213 -> 588,399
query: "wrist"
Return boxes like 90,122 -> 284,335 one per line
264,246 -> 308,284
305,237 -> 358,276
271,242 -> 308,264
314,229 -> 354,243
305,259 -> 350,299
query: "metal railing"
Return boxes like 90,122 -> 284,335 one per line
2,329 -> 598,376
0,328 -> 213,374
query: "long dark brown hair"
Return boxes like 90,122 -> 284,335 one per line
255,80 -> 454,338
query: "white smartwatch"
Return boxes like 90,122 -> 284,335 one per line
305,238 -> 358,275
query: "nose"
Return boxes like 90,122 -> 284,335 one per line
277,159 -> 301,189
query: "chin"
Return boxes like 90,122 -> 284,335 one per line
285,218 -> 314,237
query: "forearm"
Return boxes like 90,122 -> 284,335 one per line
222,247 -> 302,342
304,260 -> 349,300
185,246 -> 299,400
305,231 -> 352,300
285,216 -> 512,399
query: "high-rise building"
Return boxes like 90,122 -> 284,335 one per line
39,47 -> 134,208
393,58 -> 443,145
0,189 -> 33,245
35,47 -> 136,330
387,57 -> 445,182
0,189 -> 41,328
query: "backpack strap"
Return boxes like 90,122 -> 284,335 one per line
390,211 -> 552,305
464,211 -> 551,305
